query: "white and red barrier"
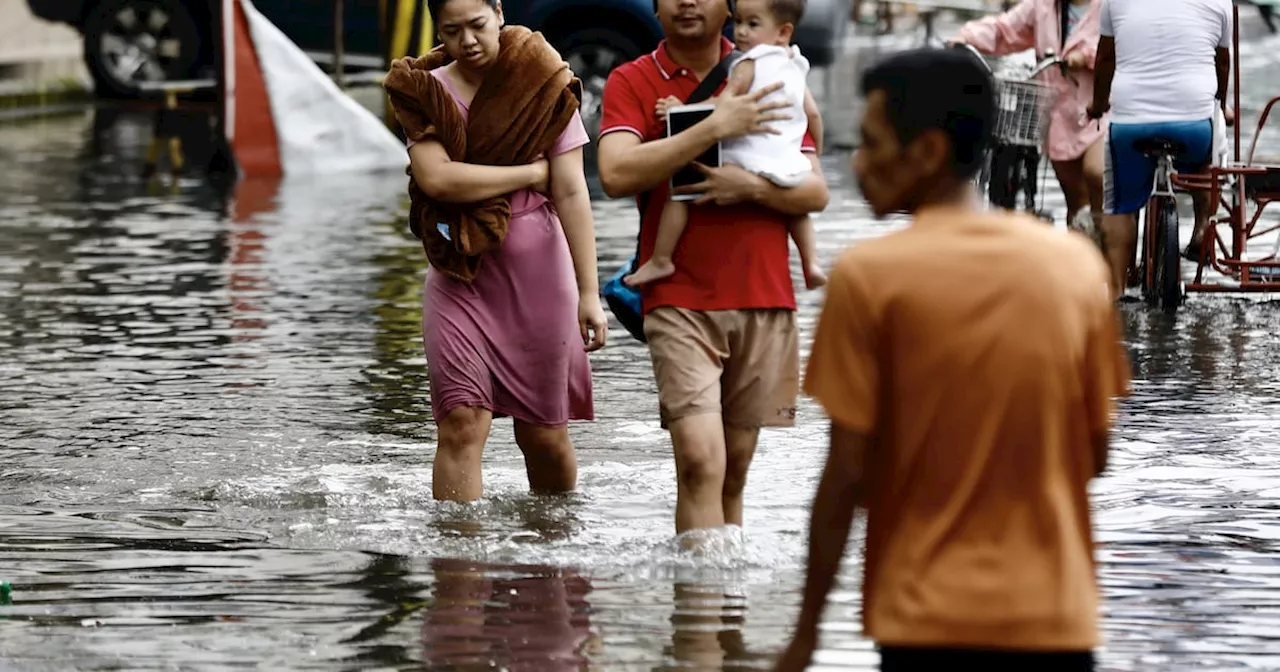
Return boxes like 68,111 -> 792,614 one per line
219,0 -> 407,179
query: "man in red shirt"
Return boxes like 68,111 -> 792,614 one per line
597,0 -> 830,536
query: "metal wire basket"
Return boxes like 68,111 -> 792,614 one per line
992,77 -> 1058,147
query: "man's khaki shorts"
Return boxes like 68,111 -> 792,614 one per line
643,307 -> 799,429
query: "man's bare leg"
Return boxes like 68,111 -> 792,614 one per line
1186,162 -> 1217,259
626,200 -> 688,287
722,426 -> 760,527
789,215 -> 827,290
668,413 -> 728,534
1101,212 -> 1139,298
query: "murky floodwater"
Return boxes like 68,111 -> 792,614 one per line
3,33 -> 1280,671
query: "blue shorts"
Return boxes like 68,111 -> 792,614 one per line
1104,120 -> 1213,215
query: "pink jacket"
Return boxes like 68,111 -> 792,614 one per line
957,0 -> 1108,162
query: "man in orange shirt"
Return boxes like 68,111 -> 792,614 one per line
774,48 -> 1131,671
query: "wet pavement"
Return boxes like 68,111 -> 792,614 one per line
2,32 -> 1280,672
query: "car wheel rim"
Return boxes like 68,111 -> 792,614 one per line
98,1 -> 186,87
565,46 -> 624,138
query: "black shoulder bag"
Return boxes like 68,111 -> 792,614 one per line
601,49 -> 743,343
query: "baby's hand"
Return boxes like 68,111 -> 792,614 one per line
655,95 -> 681,121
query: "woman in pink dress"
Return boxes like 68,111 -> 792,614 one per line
950,0 -> 1108,234
407,0 -> 607,502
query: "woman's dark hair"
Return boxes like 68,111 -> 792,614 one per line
1057,0 -> 1069,50
860,48 -> 996,179
427,0 -> 499,24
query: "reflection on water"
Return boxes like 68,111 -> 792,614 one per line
421,558 -> 596,671
2,34 -> 1280,671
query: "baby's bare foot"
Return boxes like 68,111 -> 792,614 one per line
804,264 -> 828,290
624,258 -> 676,287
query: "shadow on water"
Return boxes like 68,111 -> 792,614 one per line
2,31 -> 1280,670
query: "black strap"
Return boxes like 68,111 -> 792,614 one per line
632,50 -> 743,259
688,50 -> 742,105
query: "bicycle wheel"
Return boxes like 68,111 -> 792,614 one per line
1140,200 -> 1157,304
1154,196 -> 1182,313
1021,148 -> 1040,214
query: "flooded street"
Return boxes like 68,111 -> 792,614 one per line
3,34 -> 1280,671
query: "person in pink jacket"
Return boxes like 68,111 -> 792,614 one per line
951,0 -> 1107,234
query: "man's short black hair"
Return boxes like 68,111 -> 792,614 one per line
859,47 -> 996,180
768,0 -> 806,25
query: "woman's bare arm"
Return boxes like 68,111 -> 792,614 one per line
409,140 -> 544,203
548,145 -> 600,297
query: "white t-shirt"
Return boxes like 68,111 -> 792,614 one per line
1100,0 -> 1232,124
720,44 -> 812,188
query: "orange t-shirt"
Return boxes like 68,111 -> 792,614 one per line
804,206 -> 1131,651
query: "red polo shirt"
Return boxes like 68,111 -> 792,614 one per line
600,38 -> 817,314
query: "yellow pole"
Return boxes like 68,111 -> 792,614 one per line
381,0 -> 433,130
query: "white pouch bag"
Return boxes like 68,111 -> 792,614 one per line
1211,105 -> 1229,167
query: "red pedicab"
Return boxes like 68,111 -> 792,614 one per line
1163,2 -> 1280,309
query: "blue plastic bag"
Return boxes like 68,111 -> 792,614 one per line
601,254 -> 646,343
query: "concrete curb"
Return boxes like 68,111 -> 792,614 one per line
0,78 -> 93,120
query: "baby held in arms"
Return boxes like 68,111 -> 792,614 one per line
625,0 -> 826,290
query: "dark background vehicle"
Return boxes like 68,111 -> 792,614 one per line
26,0 -> 849,137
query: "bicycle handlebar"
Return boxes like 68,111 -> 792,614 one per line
1027,53 -> 1068,79
948,43 -> 1077,86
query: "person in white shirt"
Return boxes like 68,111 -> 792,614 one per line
624,0 -> 827,290
1087,0 -> 1234,298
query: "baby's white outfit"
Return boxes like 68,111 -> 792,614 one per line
720,43 -> 812,188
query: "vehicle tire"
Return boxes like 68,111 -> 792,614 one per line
550,28 -> 645,142
82,0 -> 205,98
987,144 -> 1018,210
1155,196 -> 1182,313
